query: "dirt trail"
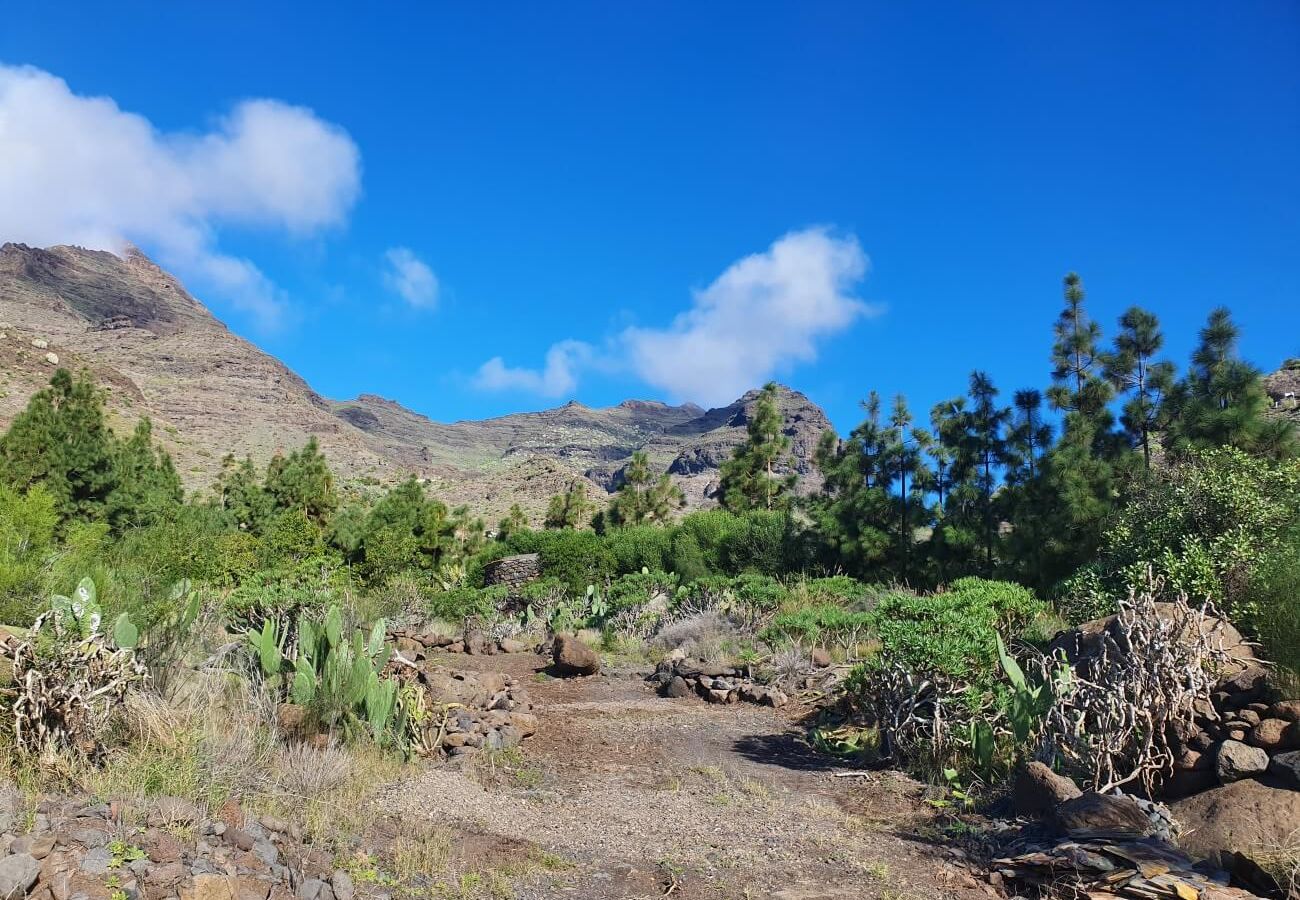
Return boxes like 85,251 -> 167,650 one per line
384,651 -> 994,899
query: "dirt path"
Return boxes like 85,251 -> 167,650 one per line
383,651 -> 995,900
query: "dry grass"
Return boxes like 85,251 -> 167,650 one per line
271,743 -> 355,799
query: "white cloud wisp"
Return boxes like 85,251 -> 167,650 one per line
382,247 -> 439,309
472,228 -> 876,405
0,64 -> 362,329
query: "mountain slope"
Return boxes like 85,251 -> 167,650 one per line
0,243 -> 833,518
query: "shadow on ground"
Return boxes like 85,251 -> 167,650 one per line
732,731 -> 848,772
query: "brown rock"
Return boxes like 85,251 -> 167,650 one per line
182,874 -> 239,900
498,638 -> 527,654
1269,700 -> 1300,723
1054,792 -> 1153,840
1214,740 -> 1269,783
1248,718 -> 1298,753
1012,761 -> 1082,818
662,676 -> 691,698
395,637 -> 423,657
551,634 -> 600,676
810,647 -> 832,668
1173,778 -> 1300,865
1231,709 -> 1261,729
508,713 -> 538,736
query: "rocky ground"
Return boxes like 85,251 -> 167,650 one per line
381,649 -> 993,900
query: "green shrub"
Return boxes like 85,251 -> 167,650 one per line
223,557 -> 349,631
762,604 -> 873,651
605,570 -> 678,613
604,526 -> 672,574
730,573 -> 787,612
1059,448 -> 1300,624
506,529 -> 616,593
666,529 -> 709,582
866,579 -> 1045,688
1247,530 -> 1300,679
425,585 -> 507,623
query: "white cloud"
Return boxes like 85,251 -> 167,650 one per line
0,64 -> 361,329
382,247 -> 438,309
473,340 -> 593,397
471,228 -> 875,405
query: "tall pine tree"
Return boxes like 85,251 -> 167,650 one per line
1103,306 -> 1175,469
719,382 -> 797,512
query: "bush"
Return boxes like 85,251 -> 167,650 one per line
604,526 -> 672,574
505,529 -> 615,593
1247,530 -> 1300,679
867,579 -> 1044,688
425,585 -> 507,623
1059,448 -> 1300,624
605,570 -> 678,613
761,604 -> 873,652
223,557 -> 350,631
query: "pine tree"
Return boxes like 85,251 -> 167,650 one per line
1103,306 -> 1175,469
1047,273 -> 1115,455
1165,307 -> 1296,459
497,503 -> 529,540
545,480 -> 593,529
967,371 -> 1009,574
607,451 -> 684,526
264,438 -> 336,524
1006,389 -> 1052,486
813,392 -> 894,576
105,418 -> 183,530
215,454 -> 274,531
879,394 -> 932,580
718,382 -> 797,512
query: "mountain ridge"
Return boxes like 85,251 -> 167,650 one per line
0,243 -> 830,518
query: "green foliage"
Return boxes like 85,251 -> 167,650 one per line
506,528 -> 616,594
1247,530 -> 1300,678
223,557 -> 348,632
719,382 -> 797,512
425,584 -> 507,623
867,579 -> 1044,688
604,451 -> 684,527
605,570 -> 678,613
761,604 -> 872,651
1059,447 -> 1300,623
264,438 -> 337,525
0,370 -> 181,530
248,603 -> 406,747
0,483 -> 58,625
544,480 -> 593,530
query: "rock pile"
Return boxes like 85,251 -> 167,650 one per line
0,792 -> 357,900
1165,669 -> 1299,799
405,665 -> 537,756
389,629 -> 532,659
648,656 -> 789,708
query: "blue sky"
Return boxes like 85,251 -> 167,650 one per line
1,3 -> 1296,433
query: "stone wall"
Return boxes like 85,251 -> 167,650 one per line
483,553 -> 542,590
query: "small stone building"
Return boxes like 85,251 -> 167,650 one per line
483,553 -> 542,591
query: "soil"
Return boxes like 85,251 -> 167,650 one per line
382,650 -> 996,900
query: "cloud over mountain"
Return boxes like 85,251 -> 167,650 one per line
473,227 -> 876,405
0,64 -> 361,329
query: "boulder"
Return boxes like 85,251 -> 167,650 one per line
0,854 -> 41,899
1268,750 -> 1300,790
1052,605 -> 1255,678
498,638 -> 527,654
1247,718 -> 1299,753
1055,792 -> 1154,840
552,634 -> 600,676
1213,740 -> 1269,783
1173,778 -> 1300,864
1013,762 -> 1082,818
1269,700 -> 1300,723
662,676 -> 692,699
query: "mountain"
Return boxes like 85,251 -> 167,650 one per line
0,243 -> 832,519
